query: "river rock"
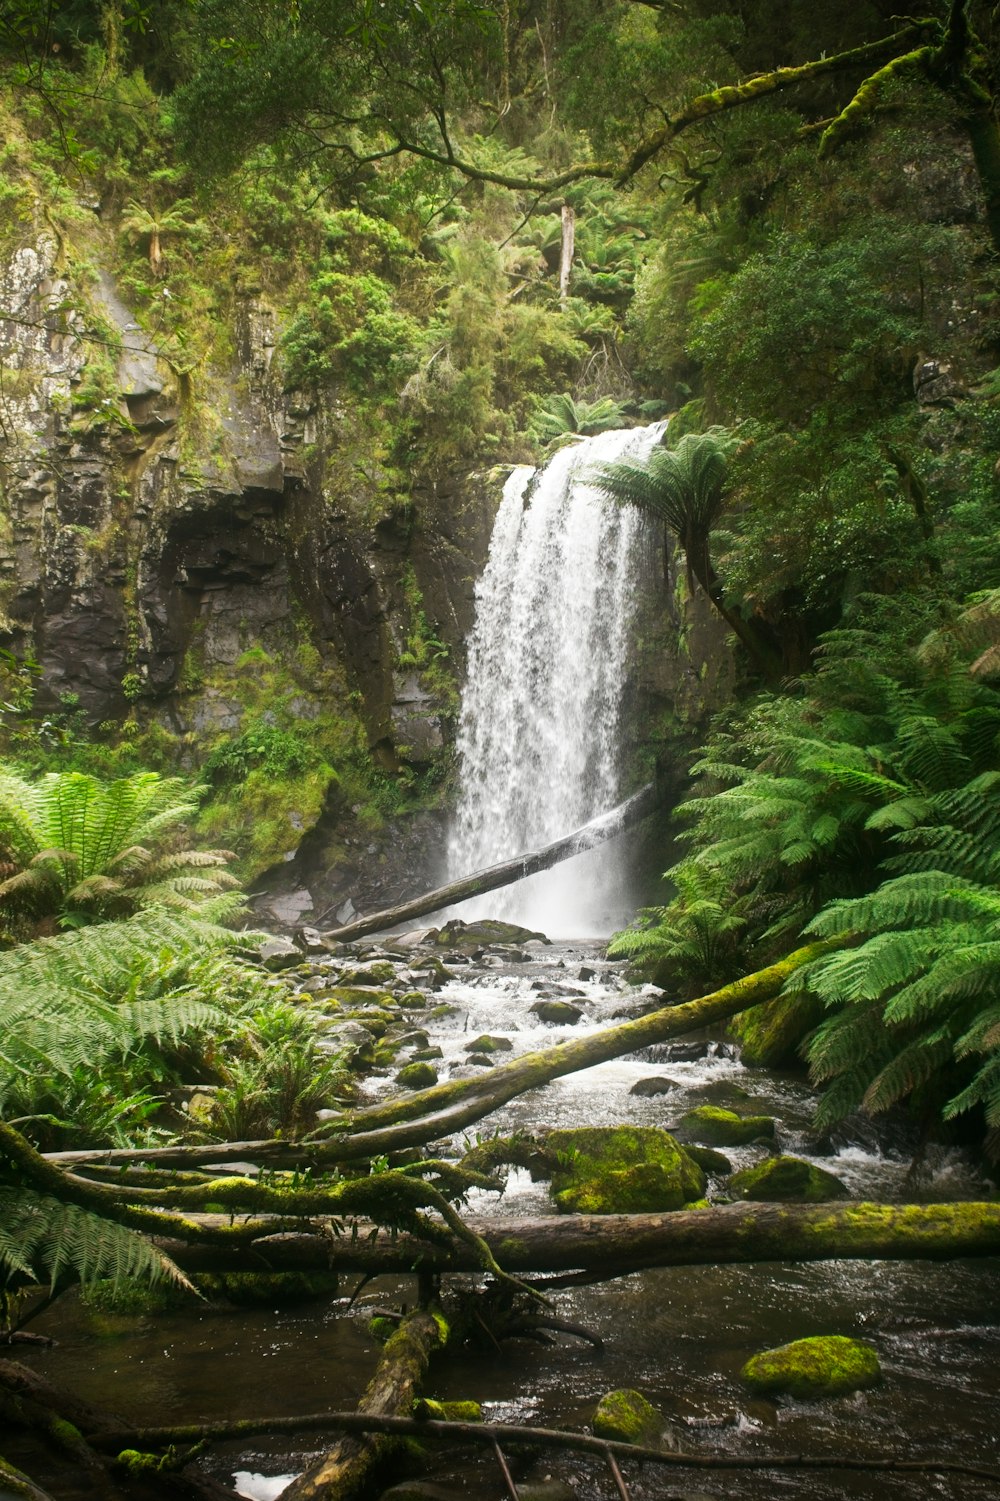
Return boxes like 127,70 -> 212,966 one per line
729,1155 -> 849,1202
341,961 -> 397,985
464,1052 -> 495,1068
514,1483 -> 579,1501
410,1046 -> 443,1062
463,1033 -> 514,1053
578,966 -> 597,981
395,1061 -> 438,1089
435,917 -> 549,947
321,1021 -> 377,1066
741,1335 -> 882,1400
683,1144 -> 733,1176
530,1000 -> 583,1025
545,1126 -> 704,1214
629,1076 -> 675,1097
256,936 -> 300,971
676,1106 -> 776,1147
592,1388 -> 663,1444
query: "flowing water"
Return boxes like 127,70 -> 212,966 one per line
18,942 -> 1000,1500
447,425 -> 663,937
14,431 -> 1000,1498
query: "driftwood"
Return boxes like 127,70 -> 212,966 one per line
157,1201 -> 1000,1279
319,781 -> 658,942
86,1412 -> 1000,1487
282,1307 -> 447,1501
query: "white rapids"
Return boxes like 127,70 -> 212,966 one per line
447,424 -> 664,936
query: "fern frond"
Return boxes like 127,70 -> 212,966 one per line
0,1188 -> 192,1293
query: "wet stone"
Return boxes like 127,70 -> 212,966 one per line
530,1000 -> 583,1025
630,1076 -> 675,1097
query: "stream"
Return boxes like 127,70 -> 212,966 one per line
16,933 -> 1000,1501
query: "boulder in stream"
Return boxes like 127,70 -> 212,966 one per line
729,1154 -> 849,1202
530,1000 -> 584,1025
463,1033 -> 513,1053
545,1126 -> 705,1214
435,917 -> 549,947
676,1106 -> 776,1147
396,1061 -> 439,1089
592,1388 -> 664,1444
741,1335 -> 882,1400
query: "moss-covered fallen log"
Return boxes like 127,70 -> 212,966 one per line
318,781 -> 658,943
282,1308 -> 447,1501
46,940 -> 833,1174
158,1201 -> 1000,1278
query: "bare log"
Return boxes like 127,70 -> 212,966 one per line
281,1308 -> 447,1501
45,939 -> 831,1174
157,1201 -> 1000,1278
319,781 -> 658,943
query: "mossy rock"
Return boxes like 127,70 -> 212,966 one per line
329,985 -> 397,1008
530,1000 -> 583,1025
414,1398 -> 482,1421
373,1041 -> 403,1067
398,990 -> 429,1008
546,1126 -> 705,1214
464,1033 -> 513,1053
741,1335 -> 881,1400
396,1061 -> 439,1089
684,1144 -> 733,1176
465,1052 -> 495,1068
429,1003 -> 462,1019
677,1106 -> 775,1147
436,918 -> 548,946
410,1046 -> 444,1062
730,992 -> 824,1067
729,1155 -> 849,1203
592,1388 -> 663,1444
341,961 -> 397,984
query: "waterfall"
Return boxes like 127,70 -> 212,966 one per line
447,423 -> 664,937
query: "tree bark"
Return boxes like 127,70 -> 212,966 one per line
319,782 -> 657,943
281,1308 -> 446,1501
157,1201 -> 1000,1278
559,202 -> 575,304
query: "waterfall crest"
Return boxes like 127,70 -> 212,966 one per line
447,423 -> 664,936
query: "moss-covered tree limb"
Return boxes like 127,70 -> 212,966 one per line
0,1457 -> 56,1501
44,940 -> 836,1175
156,1201 -> 1000,1279
281,1308 -> 448,1501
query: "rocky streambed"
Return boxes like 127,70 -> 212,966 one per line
17,921 -> 1000,1501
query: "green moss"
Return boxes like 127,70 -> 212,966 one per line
729,1155 -> 849,1203
677,1106 -> 775,1147
545,1126 -> 705,1214
729,993 -> 824,1067
464,1033 -> 513,1053
194,1270 -> 339,1304
399,990 -> 428,1008
396,1061 -> 439,1089
415,1397 -> 480,1420
741,1335 -> 882,1400
683,1144 -> 733,1175
369,1315 -> 397,1342
592,1388 -> 663,1444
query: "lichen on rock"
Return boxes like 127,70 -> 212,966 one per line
545,1126 -> 705,1214
592,1388 -> 663,1444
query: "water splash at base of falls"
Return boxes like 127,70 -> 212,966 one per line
447,424 -> 664,937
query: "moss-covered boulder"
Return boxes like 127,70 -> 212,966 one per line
684,1144 -> 733,1176
530,1000 -> 583,1025
464,1034 -> 513,1053
341,961 -> 397,985
741,1335 -> 881,1400
546,1127 -> 705,1214
398,990 -> 429,1008
396,1061 -> 438,1089
729,1155 -> 849,1203
436,918 -> 548,947
329,985 -> 398,1009
592,1388 -> 663,1444
677,1106 -> 775,1147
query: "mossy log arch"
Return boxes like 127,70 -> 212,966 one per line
318,781 -> 658,943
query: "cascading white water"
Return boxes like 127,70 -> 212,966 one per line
447,423 -> 664,937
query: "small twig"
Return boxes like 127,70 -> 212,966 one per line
492,1438 -> 520,1499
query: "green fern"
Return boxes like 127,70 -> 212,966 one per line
0,1189 -> 191,1294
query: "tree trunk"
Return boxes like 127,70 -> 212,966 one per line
281,1309 -> 446,1501
318,782 -> 657,942
559,203 -> 575,304
157,1200 -> 1000,1279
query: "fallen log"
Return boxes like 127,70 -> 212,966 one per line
85,1412 -> 1000,1488
157,1201 -> 1000,1278
45,940 -> 831,1174
282,1307 -> 447,1501
319,781 -> 658,942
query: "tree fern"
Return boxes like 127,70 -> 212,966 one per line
0,1189 -> 191,1294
